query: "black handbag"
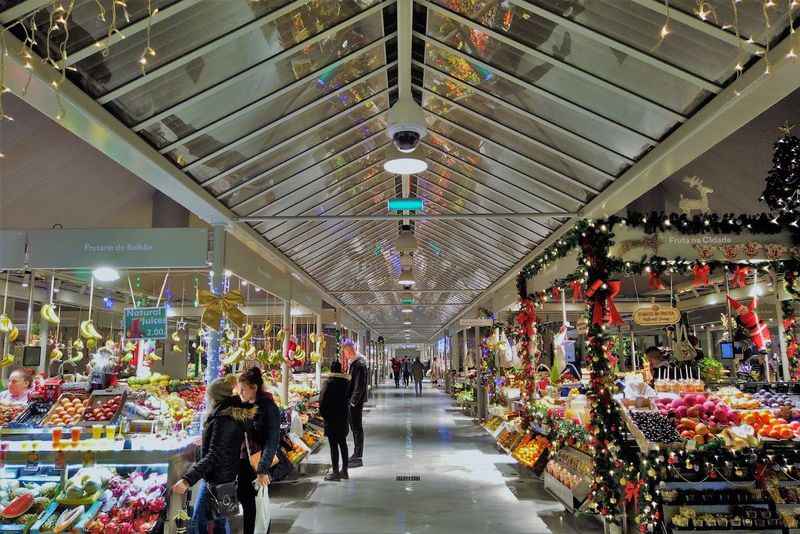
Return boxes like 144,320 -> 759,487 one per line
207,479 -> 241,519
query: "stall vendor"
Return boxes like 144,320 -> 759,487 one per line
644,346 -> 669,386
0,369 -> 33,404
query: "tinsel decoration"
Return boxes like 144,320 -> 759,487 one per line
761,123 -> 800,214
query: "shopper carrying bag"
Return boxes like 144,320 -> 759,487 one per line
172,376 -> 255,534
237,368 -> 281,534
320,360 -> 351,481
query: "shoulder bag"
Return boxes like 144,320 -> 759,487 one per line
207,478 -> 240,519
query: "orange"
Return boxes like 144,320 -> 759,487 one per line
744,413 -> 757,425
769,428 -> 782,439
779,429 -> 793,440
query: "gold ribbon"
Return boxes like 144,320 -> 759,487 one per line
199,290 -> 246,329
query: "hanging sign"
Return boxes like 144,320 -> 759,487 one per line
27,228 -> 208,269
633,304 -> 681,326
459,318 -> 494,328
0,231 -> 27,269
124,307 -> 168,340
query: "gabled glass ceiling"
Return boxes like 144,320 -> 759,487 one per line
1,0 -> 792,341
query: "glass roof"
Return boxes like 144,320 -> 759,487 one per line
2,0 -> 790,341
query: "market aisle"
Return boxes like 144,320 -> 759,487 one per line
269,382 -> 602,534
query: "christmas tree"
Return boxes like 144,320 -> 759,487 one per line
761,123 -> 800,213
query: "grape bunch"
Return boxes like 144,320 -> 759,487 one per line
630,411 -> 681,443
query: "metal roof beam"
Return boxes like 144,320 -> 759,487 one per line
241,212 -> 573,222
65,0 -> 206,67
198,90 -> 390,186
217,126 -> 386,206
429,27 -> 800,341
507,0 -> 722,92
0,0 -> 49,23
98,0 -> 392,104
154,48 -> 395,152
627,0 -> 765,52
413,31 -> 673,137
418,0 -> 704,113
421,142 -> 578,213
418,73 -> 632,176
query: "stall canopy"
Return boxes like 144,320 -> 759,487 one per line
1,0 -> 797,343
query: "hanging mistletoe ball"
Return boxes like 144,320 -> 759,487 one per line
761,123 -> 800,213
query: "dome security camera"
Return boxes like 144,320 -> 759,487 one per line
387,97 -> 427,153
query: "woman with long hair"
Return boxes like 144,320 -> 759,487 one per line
319,360 -> 350,481
172,376 -> 255,534
237,367 -> 281,534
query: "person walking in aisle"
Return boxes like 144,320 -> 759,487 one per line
402,358 -> 411,388
391,357 -> 402,389
343,339 -> 367,468
319,360 -> 350,481
237,367 -> 281,534
411,356 -> 426,397
172,377 -> 255,534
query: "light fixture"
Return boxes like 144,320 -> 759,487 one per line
21,273 -> 30,288
92,267 -> 120,282
53,280 -> 61,293
388,198 -> 424,211
383,145 -> 427,175
398,268 -> 416,286
395,231 -> 417,254
401,308 -> 413,313
404,321 -> 412,325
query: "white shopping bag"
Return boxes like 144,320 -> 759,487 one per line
254,485 -> 271,534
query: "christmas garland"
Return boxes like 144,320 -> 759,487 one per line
783,301 -> 799,381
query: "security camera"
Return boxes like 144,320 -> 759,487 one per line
387,96 -> 427,153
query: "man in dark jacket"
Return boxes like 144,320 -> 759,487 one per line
343,339 -> 367,467
320,361 -> 351,481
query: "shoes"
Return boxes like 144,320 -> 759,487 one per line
340,470 -> 349,480
324,471 -> 342,481
348,457 -> 363,468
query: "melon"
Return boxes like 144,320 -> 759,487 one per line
54,505 -> 84,533
0,493 -> 33,519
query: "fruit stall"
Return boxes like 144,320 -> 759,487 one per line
507,212 -> 800,532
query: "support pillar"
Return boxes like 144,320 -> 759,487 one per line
476,325 -> 488,420
314,313 -> 322,391
281,299 -> 291,406
205,225 -> 226,384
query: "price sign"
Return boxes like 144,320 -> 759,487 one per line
633,304 -> 681,326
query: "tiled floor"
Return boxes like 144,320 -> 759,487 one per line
268,382 -> 603,534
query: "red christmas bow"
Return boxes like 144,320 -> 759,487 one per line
648,270 -> 665,290
551,286 -> 561,300
570,280 -> 583,303
624,480 -> 644,504
515,299 -> 537,337
585,280 -> 623,326
783,314 -> 795,332
731,265 -> 750,288
692,263 -> 711,287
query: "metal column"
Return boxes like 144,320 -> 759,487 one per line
315,313 -> 322,391
281,299 -> 291,405
775,297 -> 791,381
475,325 -> 488,420
205,225 -> 225,384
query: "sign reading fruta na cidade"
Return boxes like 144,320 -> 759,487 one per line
124,307 -> 167,340
633,304 -> 681,326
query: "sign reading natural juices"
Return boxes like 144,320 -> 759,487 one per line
124,307 -> 167,340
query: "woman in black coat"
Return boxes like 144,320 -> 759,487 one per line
237,367 -> 282,534
172,377 -> 255,534
319,361 -> 351,481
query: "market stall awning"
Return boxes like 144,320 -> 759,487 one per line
1,0 -> 798,342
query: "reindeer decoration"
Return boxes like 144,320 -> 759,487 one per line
679,176 -> 714,215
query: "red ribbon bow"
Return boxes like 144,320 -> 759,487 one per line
783,315 -> 796,332
515,299 -> 537,338
648,270 -> 665,290
692,264 -> 711,287
570,280 -> 583,303
585,280 -> 623,326
731,266 -> 750,288
551,287 -> 561,300
624,480 -> 644,505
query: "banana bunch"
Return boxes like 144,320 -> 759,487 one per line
264,320 -> 271,333
72,339 -> 84,350
241,324 -> 253,342
124,341 -> 137,352
0,314 -> 13,334
7,327 -> 19,343
145,352 -> 161,365
40,303 -> 60,325
293,348 -> 306,362
224,328 -> 236,342
121,352 -> 134,364
50,347 -> 63,361
309,333 -> 317,344
79,320 -> 103,341
0,355 -> 14,368
268,349 -> 283,367
171,331 -> 183,353
66,353 -> 83,366
256,350 -> 269,364
222,347 -> 244,366
310,351 -> 321,363
276,329 -> 286,343
245,343 -> 256,359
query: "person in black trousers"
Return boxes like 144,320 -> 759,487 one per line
237,367 -> 281,534
319,360 -> 351,481
343,339 -> 368,468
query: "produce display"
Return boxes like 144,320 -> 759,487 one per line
483,416 -> 503,432
301,430 -> 321,449
511,435 -> 549,468
43,395 -> 89,426
628,410 -> 681,443
497,429 -> 521,451
83,395 -> 123,422
0,478 -> 59,528
0,402 -> 24,426
85,470 -> 167,534
670,505 -> 783,530
546,451 -> 592,490
176,384 -> 205,411
63,466 -> 114,501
